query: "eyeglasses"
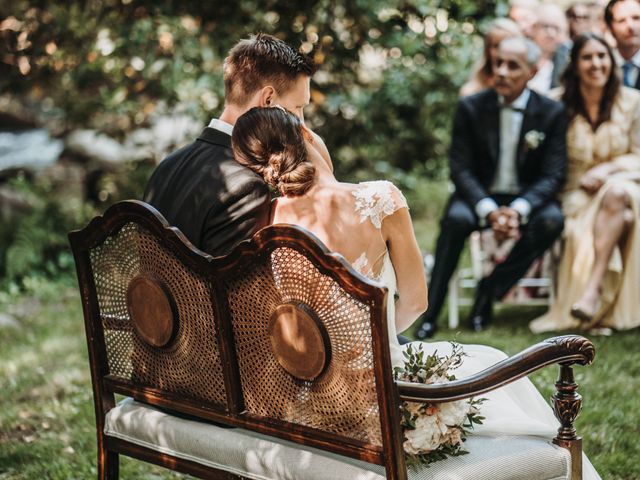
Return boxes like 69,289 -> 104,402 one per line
568,14 -> 590,21
535,23 -> 562,33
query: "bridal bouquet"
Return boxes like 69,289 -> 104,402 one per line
393,343 -> 486,467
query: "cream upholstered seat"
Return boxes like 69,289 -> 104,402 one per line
106,399 -> 571,480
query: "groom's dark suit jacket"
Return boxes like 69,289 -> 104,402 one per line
143,127 -> 271,257
449,88 -> 567,211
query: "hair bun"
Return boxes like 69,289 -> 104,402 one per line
231,106 -> 316,197
277,158 -> 315,196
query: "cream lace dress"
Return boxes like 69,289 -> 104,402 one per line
350,181 -> 600,479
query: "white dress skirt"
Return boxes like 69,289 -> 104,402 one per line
378,252 -> 601,480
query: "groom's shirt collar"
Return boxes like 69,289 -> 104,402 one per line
208,118 -> 233,136
497,88 -> 530,111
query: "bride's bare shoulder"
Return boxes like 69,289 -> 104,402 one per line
351,181 -> 407,207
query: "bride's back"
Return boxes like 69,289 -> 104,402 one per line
273,181 -> 403,279
230,107 -> 406,279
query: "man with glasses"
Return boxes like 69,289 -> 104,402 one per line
551,2 -> 602,88
529,3 -> 569,92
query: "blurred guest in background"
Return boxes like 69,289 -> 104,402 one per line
569,2 -> 599,38
461,18 -> 523,97
509,0 -> 541,38
529,3 -> 569,92
552,2 -> 602,92
416,37 -> 566,338
605,0 -> 640,88
531,33 -> 640,335
587,0 -> 610,34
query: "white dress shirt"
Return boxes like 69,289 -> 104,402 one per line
208,118 -> 233,135
475,89 -> 532,224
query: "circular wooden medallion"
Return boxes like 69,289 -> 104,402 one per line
126,274 -> 177,348
268,303 -> 330,381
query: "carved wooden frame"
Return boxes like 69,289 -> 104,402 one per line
70,200 -> 595,480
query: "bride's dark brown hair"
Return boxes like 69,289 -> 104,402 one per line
232,107 -> 315,196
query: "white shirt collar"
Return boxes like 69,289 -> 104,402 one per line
511,88 -> 530,110
614,48 -> 640,67
207,118 -> 233,136
498,88 -> 530,111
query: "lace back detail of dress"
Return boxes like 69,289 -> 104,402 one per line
351,180 -> 408,230
352,252 -> 376,280
349,181 -> 408,281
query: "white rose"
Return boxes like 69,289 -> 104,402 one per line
443,427 -> 463,446
437,400 -> 469,426
403,414 -> 443,453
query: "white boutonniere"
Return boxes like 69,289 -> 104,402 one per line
523,130 -> 545,151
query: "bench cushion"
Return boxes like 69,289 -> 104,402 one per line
105,399 -> 570,480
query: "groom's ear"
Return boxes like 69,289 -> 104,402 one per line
258,86 -> 276,107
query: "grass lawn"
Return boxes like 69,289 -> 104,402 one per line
1,181 -> 639,479
1,277 -> 639,479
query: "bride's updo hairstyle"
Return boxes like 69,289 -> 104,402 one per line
232,107 -> 315,197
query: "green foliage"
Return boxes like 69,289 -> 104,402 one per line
0,0 -> 506,286
0,175 -> 96,287
2,0 -> 501,178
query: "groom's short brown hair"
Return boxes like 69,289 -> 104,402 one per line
223,33 -> 316,107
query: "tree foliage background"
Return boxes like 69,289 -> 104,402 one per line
0,0 -> 503,283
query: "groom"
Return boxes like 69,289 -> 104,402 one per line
143,33 -> 316,256
416,37 -> 567,338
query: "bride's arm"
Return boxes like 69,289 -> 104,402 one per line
382,207 -> 428,334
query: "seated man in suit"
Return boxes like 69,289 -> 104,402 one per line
416,37 -> 567,338
143,33 -> 317,257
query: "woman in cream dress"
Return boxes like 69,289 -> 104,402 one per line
531,33 -> 640,334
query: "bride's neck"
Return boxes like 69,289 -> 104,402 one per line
310,152 -> 338,186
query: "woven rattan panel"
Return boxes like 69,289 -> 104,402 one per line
89,222 -> 226,407
225,246 -> 382,446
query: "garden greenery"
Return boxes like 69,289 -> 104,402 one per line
1,0 -> 503,285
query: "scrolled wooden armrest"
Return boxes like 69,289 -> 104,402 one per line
395,335 -> 595,403
394,335 -> 595,480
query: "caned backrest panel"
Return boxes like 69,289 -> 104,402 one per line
88,221 -> 227,407
224,245 -> 382,446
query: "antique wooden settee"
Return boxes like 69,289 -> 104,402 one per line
69,200 -> 596,480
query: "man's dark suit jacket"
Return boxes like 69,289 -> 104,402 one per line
449,88 -> 567,212
632,69 -> 640,90
143,127 -> 271,257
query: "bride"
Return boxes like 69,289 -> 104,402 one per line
231,106 -> 600,479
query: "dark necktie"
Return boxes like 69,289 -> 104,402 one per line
623,62 -> 634,87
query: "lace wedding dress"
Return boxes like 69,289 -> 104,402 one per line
350,181 -> 601,480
